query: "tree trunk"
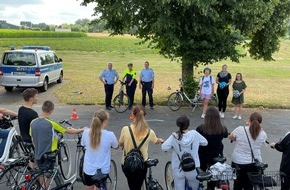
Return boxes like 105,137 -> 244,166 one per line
181,61 -> 194,80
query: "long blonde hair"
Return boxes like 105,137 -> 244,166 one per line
132,105 -> 149,140
90,110 -> 109,149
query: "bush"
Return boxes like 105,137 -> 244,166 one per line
183,74 -> 199,99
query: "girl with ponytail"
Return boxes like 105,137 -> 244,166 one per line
162,115 -> 208,190
229,112 -> 267,190
119,105 -> 163,190
81,110 -> 119,190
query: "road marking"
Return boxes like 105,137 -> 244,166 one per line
146,119 -> 164,122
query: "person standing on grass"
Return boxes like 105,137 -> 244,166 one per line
232,73 -> 247,120
99,62 -> 119,111
139,61 -> 155,110
216,64 -> 232,118
270,132 -> 290,190
18,88 -> 39,144
199,67 -> 215,119
123,63 -> 137,110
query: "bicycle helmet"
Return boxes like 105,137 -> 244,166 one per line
219,82 -> 227,89
233,90 -> 240,98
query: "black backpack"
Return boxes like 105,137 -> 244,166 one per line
123,126 -> 150,174
177,143 -> 196,172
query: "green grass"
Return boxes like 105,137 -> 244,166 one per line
0,34 -> 290,108
0,29 -> 86,38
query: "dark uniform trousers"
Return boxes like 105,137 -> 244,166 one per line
142,81 -> 153,108
104,84 -> 114,108
126,83 -> 137,108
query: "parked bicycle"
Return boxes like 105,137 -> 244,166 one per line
167,79 -> 218,112
113,80 -> 130,113
144,158 -> 163,190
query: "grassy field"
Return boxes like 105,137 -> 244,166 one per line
0,32 -> 290,108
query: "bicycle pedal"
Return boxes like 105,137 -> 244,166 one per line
76,177 -> 83,182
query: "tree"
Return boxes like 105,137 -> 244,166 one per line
81,0 -> 290,78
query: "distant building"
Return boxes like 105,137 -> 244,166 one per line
55,28 -> 71,32
0,20 -> 20,29
20,21 -> 32,28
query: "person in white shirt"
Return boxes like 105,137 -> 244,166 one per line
199,68 -> 215,119
81,110 -> 119,190
229,112 -> 267,190
162,115 -> 208,190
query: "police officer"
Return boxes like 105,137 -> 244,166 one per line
123,63 -> 137,110
99,62 -> 119,110
139,61 -> 154,109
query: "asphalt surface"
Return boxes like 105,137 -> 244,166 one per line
1,87 -> 289,189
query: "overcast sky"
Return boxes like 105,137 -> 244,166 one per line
0,0 -> 97,26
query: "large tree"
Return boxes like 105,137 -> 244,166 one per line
81,0 -> 290,78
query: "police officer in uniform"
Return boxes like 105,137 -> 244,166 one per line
99,62 -> 119,110
123,63 -> 137,110
139,61 -> 154,109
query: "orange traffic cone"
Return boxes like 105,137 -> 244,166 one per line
71,108 -> 78,120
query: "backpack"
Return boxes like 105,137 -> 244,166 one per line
177,143 -> 196,172
202,75 -> 213,84
122,126 -> 150,174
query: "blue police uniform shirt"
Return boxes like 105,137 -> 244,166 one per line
140,68 -> 154,82
99,69 -> 119,85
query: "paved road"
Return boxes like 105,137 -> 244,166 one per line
1,102 -> 289,189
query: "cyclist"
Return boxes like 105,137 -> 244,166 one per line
18,88 -> 39,144
30,100 -> 85,170
270,132 -> 290,190
196,106 -> 228,189
81,109 -> 119,190
162,115 -> 208,190
0,108 -> 17,157
229,112 -> 267,190
199,67 -> 215,119
119,105 -> 163,190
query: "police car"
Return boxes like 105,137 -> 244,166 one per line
0,46 -> 63,92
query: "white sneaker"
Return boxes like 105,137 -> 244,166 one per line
220,112 -> 225,118
201,114 -> 205,119
233,115 -> 238,119
238,116 -> 242,120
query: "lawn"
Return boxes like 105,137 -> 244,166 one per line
0,33 -> 290,108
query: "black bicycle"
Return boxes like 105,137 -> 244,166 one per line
113,80 -> 130,113
145,159 -> 163,190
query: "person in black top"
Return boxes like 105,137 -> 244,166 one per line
196,106 -> 228,190
18,88 -> 38,144
123,63 -> 137,110
270,132 -> 290,190
216,64 -> 232,118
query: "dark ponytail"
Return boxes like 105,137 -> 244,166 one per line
249,112 -> 262,140
176,115 -> 190,140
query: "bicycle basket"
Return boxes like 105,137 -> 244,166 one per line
148,180 -> 163,190
248,171 -> 280,188
209,163 -> 236,181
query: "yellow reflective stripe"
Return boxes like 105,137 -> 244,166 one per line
51,137 -> 58,152
48,119 -> 67,134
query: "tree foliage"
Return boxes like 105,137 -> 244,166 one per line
81,0 -> 290,76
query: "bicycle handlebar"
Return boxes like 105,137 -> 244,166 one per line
59,119 -> 72,126
119,80 -> 126,85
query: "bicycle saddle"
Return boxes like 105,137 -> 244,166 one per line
92,169 -> 108,183
213,156 -> 226,164
146,158 -> 158,167
196,167 -> 212,182
255,161 -> 268,170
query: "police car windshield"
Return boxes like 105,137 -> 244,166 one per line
3,52 -> 36,66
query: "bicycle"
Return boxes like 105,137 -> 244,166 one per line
113,80 -> 130,113
167,79 -> 218,112
164,161 -> 212,190
144,158 -> 163,190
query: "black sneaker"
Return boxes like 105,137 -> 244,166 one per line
106,107 -> 111,110
109,105 -> 114,108
150,107 -> 154,110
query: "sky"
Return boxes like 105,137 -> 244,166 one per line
0,0 -> 97,26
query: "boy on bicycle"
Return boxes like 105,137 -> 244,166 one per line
30,100 -> 84,169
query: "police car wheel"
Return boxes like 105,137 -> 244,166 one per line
40,79 -> 48,92
4,86 -> 13,91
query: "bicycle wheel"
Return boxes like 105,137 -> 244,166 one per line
77,147 -> 85,182
9,136 -> 23,158
26,170 -> 62,190
165,161 -> 175,190
167,92 -> 182,111
58,142 -> 72,180
0,159 -> 29,189
106,160 -> 117,190
113,93 -> 130,113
